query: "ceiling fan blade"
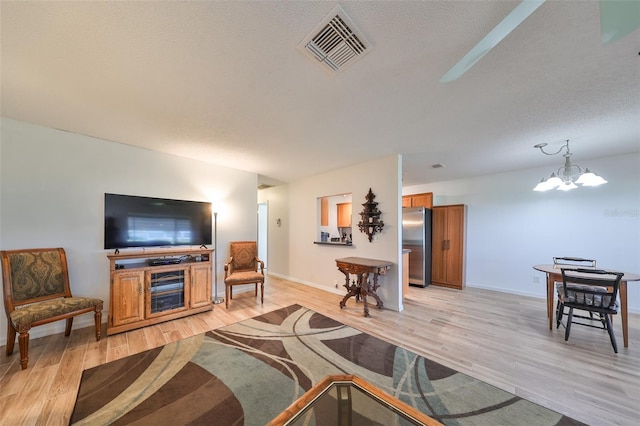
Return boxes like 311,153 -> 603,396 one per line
600,0 -> 640,45
440,0 -> 546,83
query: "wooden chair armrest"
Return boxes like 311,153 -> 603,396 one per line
224,257 -> 234,276
256,257 -> 265,273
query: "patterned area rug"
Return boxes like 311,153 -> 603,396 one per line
71,304 -> 583,425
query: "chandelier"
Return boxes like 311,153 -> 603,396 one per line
533,140 -> 607,192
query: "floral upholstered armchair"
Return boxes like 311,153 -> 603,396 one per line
223,241 -> 265,309
1,248 -> 103,369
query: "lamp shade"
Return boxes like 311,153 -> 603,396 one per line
576,169 -> 607,186
557,181 -> 578,191
533,179 -> 551,191
545,174 -> 563,188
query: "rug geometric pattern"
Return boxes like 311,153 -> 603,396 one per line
71,304 -> 584,425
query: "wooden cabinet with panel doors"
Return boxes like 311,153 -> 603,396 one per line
337,202 -> 352,227
110,270 -> 145,327
190,262 -> 213,308
431,204 -> 466,289
107,248 -> 213,335
320,197 -> 329,226
402,192 -> 433,209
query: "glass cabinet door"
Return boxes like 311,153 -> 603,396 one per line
147,268 -> 188,316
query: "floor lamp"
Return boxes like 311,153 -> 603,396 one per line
213,211 -> 224,304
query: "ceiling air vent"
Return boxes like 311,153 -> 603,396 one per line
298,6 -> 372,74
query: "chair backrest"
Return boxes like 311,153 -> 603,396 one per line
553,257 -> 596,268
560,268 -> 623,310
1,248 -> 72,311
229,241 -> 258,272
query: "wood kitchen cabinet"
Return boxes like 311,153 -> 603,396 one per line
402,192 -> 433,208
431,204 -> 466,289
320,197 -> 329,226
337,202 -> 352,227
107,248 -> 213,335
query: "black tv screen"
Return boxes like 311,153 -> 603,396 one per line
104,193 -> 212,249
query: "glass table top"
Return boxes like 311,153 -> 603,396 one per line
268,375 -> 441,426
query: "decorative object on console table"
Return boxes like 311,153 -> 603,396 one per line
357,188 -> 384,242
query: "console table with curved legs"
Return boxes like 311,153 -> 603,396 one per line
336,257 -> 392,317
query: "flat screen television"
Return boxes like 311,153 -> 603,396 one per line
104,193 -> 212,250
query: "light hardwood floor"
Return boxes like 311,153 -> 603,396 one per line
1,277 -> 639,425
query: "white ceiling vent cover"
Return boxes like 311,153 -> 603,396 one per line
298,6 -> 372,74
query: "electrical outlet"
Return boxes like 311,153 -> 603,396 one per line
533,276 -> 540,284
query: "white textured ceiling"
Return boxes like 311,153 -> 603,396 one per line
1,1 -> 639,187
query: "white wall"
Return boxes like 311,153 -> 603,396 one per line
404,152 -> 640,312
0,117 -> 258,345
261,155 -> 404,312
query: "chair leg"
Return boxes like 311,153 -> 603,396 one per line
604,314 -> 618,353
94,310 -> 102,341
599,313 -> 607,328
254,283 -> 258,297
225,285 -> 230,309
6,322 -> 16,356
65,318 -> 73,336
18,330 -> 30,370
260,282 -> 264,304
556,301 -> 564,328
564,308 -> 574,341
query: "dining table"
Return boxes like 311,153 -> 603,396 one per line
533,264 -> 640,348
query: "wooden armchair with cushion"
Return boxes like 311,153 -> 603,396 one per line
1,248 -> 103,370
223,241 -> 264,309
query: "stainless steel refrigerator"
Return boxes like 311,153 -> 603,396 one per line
402,207 -> 432,287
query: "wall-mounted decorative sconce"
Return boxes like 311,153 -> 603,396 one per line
357,188 -> 384,242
